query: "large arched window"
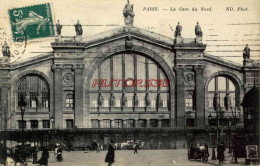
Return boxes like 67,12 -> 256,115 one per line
17,74 -> 50,110
89,52 -> 170,112
207,76 -> 236,111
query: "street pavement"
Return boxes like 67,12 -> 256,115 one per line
7,149 -> 247,166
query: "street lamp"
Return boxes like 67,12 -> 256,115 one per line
18,95 -> 27,147
219,110 -> 225,143
50,115 -> 55,150
208,113 -> 217,160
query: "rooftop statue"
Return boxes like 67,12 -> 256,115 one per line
75,20 -> 83,35
2,41 -> 10,57
123,0 -> 135,26
243,44 -> 250,60
174,22 -> 182,38
56,20 -> 62,36
195,22 -> 203,37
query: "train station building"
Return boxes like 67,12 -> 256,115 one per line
0,3 -> 259,149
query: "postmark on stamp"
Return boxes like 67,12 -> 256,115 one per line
8,3 -> 55,42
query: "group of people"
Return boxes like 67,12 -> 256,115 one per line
38,144 -> 63,166
0,143 -> 64,166
189,142 -> 227,165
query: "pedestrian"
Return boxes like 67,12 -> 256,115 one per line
134,143 -> 139,154
13,146 -> 22,166
0,143 -> 7,166
56,146 -> 63,161
54,144 -> 58,158
97,143 -> 100,153
38,147 -> 49,166
217,142 -> 226,165
105,141 -> 115,166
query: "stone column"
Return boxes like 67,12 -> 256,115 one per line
146,119 -> 150,128
111,119 -> 115,128
73,64 -> 85,128
175,66 -> 185,127
195,66 -> 205,127
38,120 -> 43,129
158,119 -> 162,128
123,120 -> 127,128
99,119 -> 103,128
134,119 -> 139,128
26,121 -> 30,129
52,64 -> 64,128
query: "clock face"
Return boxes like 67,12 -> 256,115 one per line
125,78 -> 134,87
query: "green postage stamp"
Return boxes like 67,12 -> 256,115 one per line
9,3 -> 55,42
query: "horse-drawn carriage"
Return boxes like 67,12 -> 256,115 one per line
188,145 -> 209,163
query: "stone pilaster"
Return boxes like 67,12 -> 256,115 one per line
0,86 -> 9,130
52,64 -> 64,129
195,65 -> 205,127
175,65 -> 185,127
73,64 -> 85,128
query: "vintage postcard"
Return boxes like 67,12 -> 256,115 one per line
0,0 -> 259,166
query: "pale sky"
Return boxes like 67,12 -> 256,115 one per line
0,0 -> 260,64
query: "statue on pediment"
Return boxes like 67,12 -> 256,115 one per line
75,20 -> 83,36
145,93 -> 151,107
224,93 -> 232,111
37,92 -> 42,108
195,22 -> 203,37
121,93 -> 128,107
174,22 -> 182,38
25,92 -> 30,106
213,92 -> 220,111
2,41 -> 10,58
133,93 -> 139,106
97,93 -> 103,107
123,0 -> 135,26
109,93 -> 115,107
157,93 -> 163,108
243,44 -> 250,60
56,20 -> 62,36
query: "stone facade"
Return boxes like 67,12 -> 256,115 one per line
0,26 -> 259,149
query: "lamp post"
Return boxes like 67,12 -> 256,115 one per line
219,109 -> 225,143
227,116 -> 231,154
50,115 -> 54,150
208,113 -> 217,160
18,95 -> 27,148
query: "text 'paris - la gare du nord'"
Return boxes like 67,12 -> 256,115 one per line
142,6 -> 248,12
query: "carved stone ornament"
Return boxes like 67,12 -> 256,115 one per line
72,64 -> 85,71
184,73 -> 194,83
63,73 -> 74,84
125,35 -> 133,50
52,64 -> 64,71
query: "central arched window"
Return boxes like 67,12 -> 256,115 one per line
207,76 -> 237,111
89,52 -> 170,111
17,74 -> 50,110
